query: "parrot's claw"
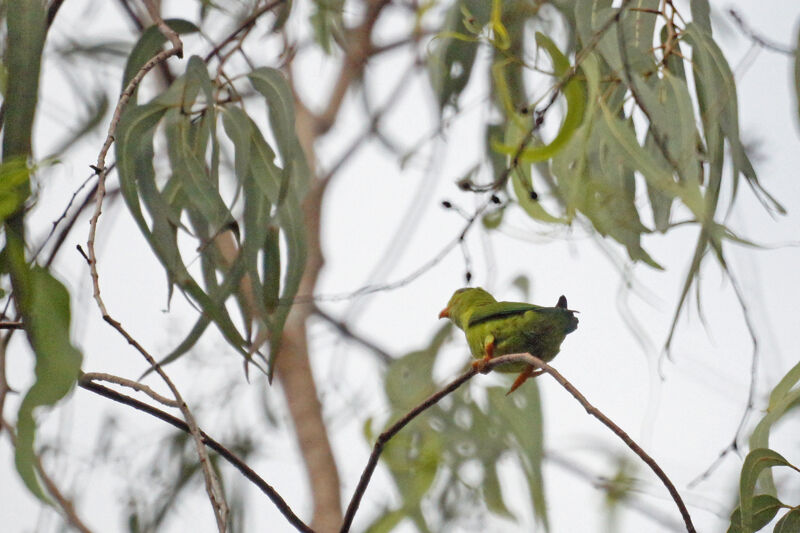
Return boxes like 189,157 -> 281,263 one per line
471,355 -> 493,374
506,367 -> 544,395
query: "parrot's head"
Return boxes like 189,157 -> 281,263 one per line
556,295 -> 579,334
439,287 -> 497,329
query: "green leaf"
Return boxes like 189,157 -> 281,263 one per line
794,24 -> 800,129
599,100 -> 705,218
3,1 -> 46,158
580,1 -> 659,76
493,33 -> 586,164
262,226 -> 281,313
245,114 -> 307,381
122,19 -> 199,93
690,0 -> 712,33
739,449 -> 800,531
428,0 -> 492,110
488,384 -> 548,529
0,158 -> 31,222
309,0 -> 344,54
117,99 -> 249,373
727,494 -> 783,533
685,23 -> 784,214
165,108 -> 233,233
748,370 -> 800,493
15,268 -> 83,501
775,508 -> 800,533
248,67 -> 310,188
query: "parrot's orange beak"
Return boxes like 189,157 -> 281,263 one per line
438,307 -> 450,319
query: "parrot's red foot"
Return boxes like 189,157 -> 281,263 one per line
471,355 -> 493,374
506,367 -> 544,396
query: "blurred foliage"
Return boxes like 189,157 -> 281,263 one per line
2,0 -> 800,531
366,324 -> 548,531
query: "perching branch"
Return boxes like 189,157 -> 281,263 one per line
490,353 -> 697,533
340,367 -> 478,532
77,378 -> 314,533
342,353 -> 696,533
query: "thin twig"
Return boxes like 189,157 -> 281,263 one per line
84,6 -> 229,531
728,9 -> 795,55
311,306 -> 393,365
81,371 -> 180,407
87,35 -> 182,318
203,0 -> 286,62
142,0 -> 183,56
546,449 -> 686,532
0,321 -> 24,330
687,264 -> 759,488
340,367 -> 477,532
0,418 -> 94,533
490,353 -> 697,533
342,352 -> 696,533
100,315 -> 230,532
77,379 -> 314,533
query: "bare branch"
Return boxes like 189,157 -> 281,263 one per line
342,352 -> 696,533
203,0 -> 287,63
340,367 -> 478,532
84,6 -> 228,529
490,353 -> 697,533
81,372 -> 180,407
77,378 -> 314,533
312,306 -> 393,365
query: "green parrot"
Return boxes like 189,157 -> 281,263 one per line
439,287 -> 578,394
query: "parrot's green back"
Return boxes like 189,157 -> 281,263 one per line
441,287 -> 578,372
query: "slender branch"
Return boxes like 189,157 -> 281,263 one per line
340,367 -> 478,532
84,7 -> 229,529
99,315 -> 228,531
342,352 -> 696,533
0,321 -> 24,330
81,371 -> 180,407
728,9 -> 795,55
545,450 -> 686,532
77,378 -> 314,533
313,0 -> 394,135
0,418 -> 94,533
490,353 -> 697,533
203,0 -> 286,62
87,27 -> 182,318
311,306 -> 393,365
142,0 -> 183,55
688,263 -> 760,488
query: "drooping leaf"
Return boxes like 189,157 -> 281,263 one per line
727,494 -> 784,533
15,268 -> 83,501
428,0 -> 492,110
738,449 -> 800,532
685,23 -> 784,214
0,158 -> 31,222
774,509 -> 800,533
309,0 -> 344,54
493,33 -> 586,164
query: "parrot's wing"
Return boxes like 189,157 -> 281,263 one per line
467,301 -> 544,327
